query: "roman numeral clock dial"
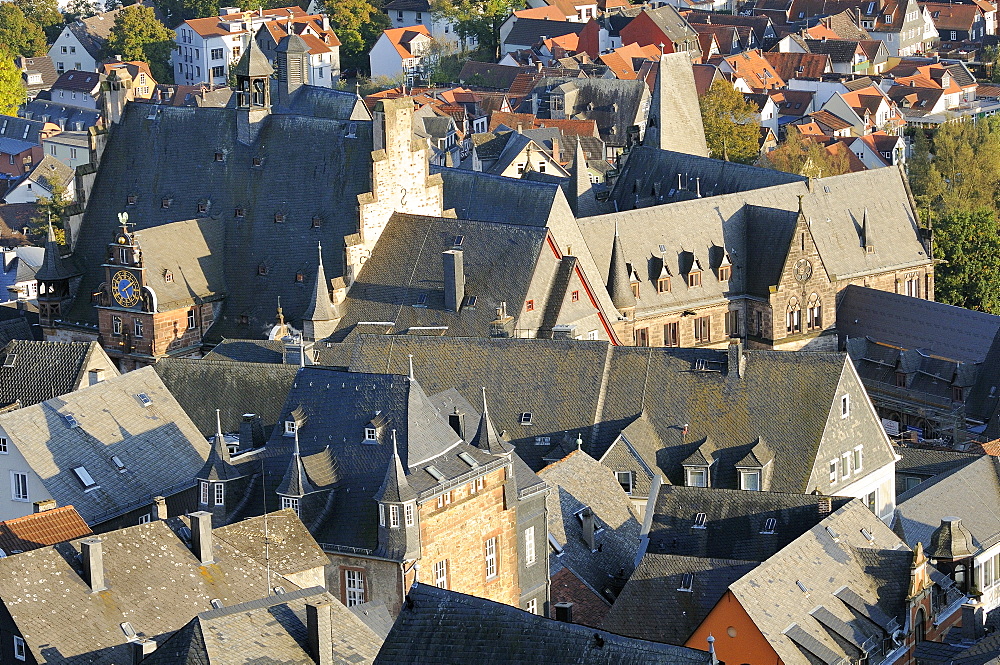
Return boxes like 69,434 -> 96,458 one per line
112,270 -> 141,308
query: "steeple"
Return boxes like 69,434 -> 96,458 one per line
275,33 -> 310,107
607,221 -> 635,311
273,297 -> 289,340
36,220 -> 78,283
36,218 -> 80,329
302,242 -> 338,342
375,431 -> 415,503
470,388 -> 513,455
568,137 -> 592,218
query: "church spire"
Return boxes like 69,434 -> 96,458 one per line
470,387 -> 513,455
606,220 -> 635,311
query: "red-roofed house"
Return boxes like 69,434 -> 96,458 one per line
256,16 -> 341,87
370,25 -> 432,83
845,131 -> 906,168
717,49 -> 785,91
0,504 -> 92,555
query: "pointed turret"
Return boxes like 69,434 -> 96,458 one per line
233,38 -> 272,145
35,220 -> 79,283
302,242 -> 338,341
470,388 -> 513,455
607,222 -> 635,311
568,137 -> 592,218
375,433 -> 416,503
198,409 -> 240,482
277,427 -> 316,498
275,33 -> 309,107
232,37 -> 274,79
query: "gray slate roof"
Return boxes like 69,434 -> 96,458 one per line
153,357 -> 298,438
432,166 -> 565,227
0,366 -> 210,524
203,338 -> 286,364
539,450 -> 643,601
893,444 -> 978,480
142,586 -> 383,665
504,18 -> 589,48
526,77 -> 647,148
894,454 -> 1000,555
0,340 -> 114,410
646,54 -> 710,158
373,584 -> 714,665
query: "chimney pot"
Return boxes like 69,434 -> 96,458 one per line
81,538 -> 106,592
728,339 -> 744,378
442,249 -> 465,313
153,496 -> 167,521
189,511 -> 215,564
33,499 -> 56,513
306,601 -> 333,665
132,639 -> 156,664
448,409 -> 465,439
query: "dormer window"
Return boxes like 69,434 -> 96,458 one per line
364,426 -> 377,442
631,282 -> 640,298
678,572 -> 694,592
164,271 -> 173,283
718,265 -> 731,282
520,412 -> 533,425
274,213 -> 285,223
739,469 -> 761,491
692,512 -> 708,528
657,277 -> 670,293
197,202 -> 207,214
235,208 -> 245,218
689,271 -> 702,287
214,152 -> 224,162
284,420 -> 297,436
311,216 -> 322,228
761,517 -> 777,534
685,466 -> 708,487
127,194 -> 137,205
253,156 -> 263,167
953,386 -> 964,402
295,272 -> 304,283
161,197 -> 171,209
258,264 -> 268,276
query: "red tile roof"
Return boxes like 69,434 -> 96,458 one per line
0,506 -> 92,554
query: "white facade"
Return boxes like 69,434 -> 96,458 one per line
0,425 -> 54,522
386,7 -> 469,49
48,28 -> 97,74
173,19 -> 249,87
42,132 -> 90,170
369,29 -> 431,81
3,172 -> 76,205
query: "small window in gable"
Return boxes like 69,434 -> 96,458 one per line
519,412 -> 532,425
616,471 -> 633,494
284,420 -> 297,435
841,395 -> 850,418
572,290 -> 580,302
364,426 -> 377,442
127,194 -> 137,205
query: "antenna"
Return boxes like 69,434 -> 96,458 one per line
408,354 -> 414,381
260,449 -> 271,596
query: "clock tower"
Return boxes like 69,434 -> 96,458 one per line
95,213 -> 154,370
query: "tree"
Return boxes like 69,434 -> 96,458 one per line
14,0 -> 64,43
29,183 -> 70,245
0,4 -> 48,58
106,4 -> 175,83
699,80 -> 760,164
933,208 -> 1000,313
65,0 -> 103,21
323,0 -> 389,73
0,50 -> 26,116
154,0 -> 219,25
431,0 -> 524,59
763,128 -> 849,178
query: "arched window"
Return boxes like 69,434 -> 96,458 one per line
786,298 -> 801,335
914,607 -> 926,642
807,293 -> 822,330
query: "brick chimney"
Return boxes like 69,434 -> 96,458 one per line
551,136 -> 560,163
189,511 -> 215,564
306,601 -> 333,665
33,499 -> 56,513
81,538 -> 106,592
818,496 -> 832,516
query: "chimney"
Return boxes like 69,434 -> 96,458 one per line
153,496 -> 167,521
33,499 -> 56,513
962,603 -> 986,641
442,249 -> 465,313
189,511 -> 215,564
306,601 -> 333,665
132,639 -> 156,664
818,496 -> 832,516
80,538 -> 106,592
581,507 -> 596,551
88,368 -> 105,385
554,602 -> 574,622
239,413 -> 266,451
551,136 -> 560,163
728,339 -> 744,379
448,408 -> 465,439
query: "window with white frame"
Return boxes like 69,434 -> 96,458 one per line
0,437 -> 7,454
200,481 -> 209,505
525,526 -> 536,566
526,598 -> 538,614
740,470 -> 761,491
13,635 -> 25,661
379,503 -> 385,526
841,453 -> 851,479
138,513 -> 151,524
282,496 -> 299,515
433,559 -> 448,588
344,569 -> 365,606
364,427 -> 377,441
616,471 -> 633,494
11,472 -> 28,502
134,318 -> 143,338
405,503 -> 414,526
853,447 -> 863,474
685,467 -> 708,487
841,395 -> 850,418
485,537 -> 497,579
390,504 -> 400,527
214,483 -> 224,506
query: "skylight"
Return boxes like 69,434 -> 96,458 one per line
64,414 -> 79,428
519,412 -> 533,425
72,466 -> 96,488
120,622 -> 136,639
112,456 -> 126,472
425,465 -> 445,481
796,580 -> 809,594
458,452 -> 479,468
136,393 -> 152,407
693,512 -> 708,528
761,517 -> 777,534
1,354 -> 16,368
679,573 -> 694,592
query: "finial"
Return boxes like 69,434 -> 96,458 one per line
614,217 -> 619,237
796,194 -> 805,213
317,241 -> 323,267
293,424 -> 301,457
392,428 -> 398,454
299,335 -> 305,368
481,386 -> 489,417
576,433 -> 583,450
215,408 -> 223,440
408,354 -> 414,381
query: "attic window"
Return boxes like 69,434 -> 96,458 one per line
258,264 -> 269,276
657,277 -> 671,293
630,283 -> 640,298
463,295 -> 478,308
112,456 -> 126,472
678,572 -> 694,592
453,235 -> 464,247
796,580 -> 809,595
72,466 -> 97,488
761,517 -> 777,534
311,216 -> 321,228
121,622 -> 137,639
692,512 -> 708,528
414,293 -> 427,307
1,354 -> 16,368
235,208 -> 245,218
295,272 -> 304,283
425,465 -> 445,481
164,271 -> 174,283
161,197 -> 171,209
284,421 -> 297,436
364,426 -> 377,441
214,152 -> 224,162
274,213 -> 285,223
64,414 -> 79,428
136,393 -> 152,407
239,315 -> 249,325
688,271 -> 702,287
718,265 -> 731,282
197,202 -> 207,213
861,527 -> 875,543
127,195 -> 137,205
519,412 -> 533,425
211,599 -> 224,609
346,122 -> 357,138
252,156 -> 263,166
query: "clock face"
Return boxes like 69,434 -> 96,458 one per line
112,270 -> 141,308
794,258 -> 813,283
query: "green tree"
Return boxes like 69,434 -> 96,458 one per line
699,80 -> 760,164
763,128 -> 849,178
933,208 -> 1000,313
65,0 -> 103,21
0,4 -> 48,57
431,0 -> 524,59
106,4 -> 175,83
154,0 -> 219,25
0,50 -> 27,116
29,183 -> 71,245
323,0 -> 389,73
14,0 -> 64,43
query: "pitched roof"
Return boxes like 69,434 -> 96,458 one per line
0,340 -> 114,410
51,70 -> 102,94
762,50 -> 831,79
381,25 -> 432,58
921,1 -> 982,30
141,586 -> 382,665
0,505 -> 92,554
0,366 -> 211,525
0,511 -> 321,665
504,17 -> 589,48
372,584 -> 714,664
528,76 -> 647,147
459,61 -> 524,89
722,49 -> 785,89
647,54 -> 710,156
203,338 -> 286,363
231,38 -> 274,78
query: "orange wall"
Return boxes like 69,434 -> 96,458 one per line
685,591 -> 782,665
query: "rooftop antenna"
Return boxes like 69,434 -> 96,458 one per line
259,441 -> 271,596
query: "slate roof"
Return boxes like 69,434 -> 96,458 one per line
21,98 -> 102,132
0,505 -> 92,554
601,553 -> 757,644
895,454 -> 1000,554
153,358 -> 298,438
646,54 -> 709,157
527,77 -> 647,148
16,56 -> 58,93
803,37 -> 863,62
459,61 -> 524,89
837,285 -> 999,364
62,90 -> 375,343
646,485 -> 851,560
504,18 -> 589,48
539,450 -> 643,602
432,165 -> 566,227
51,70 -> 102,94
0,366 -> 210,525
372,584 -> 714,664
0,318 -> 34,347
0,512 -> 319,665
345,336 -> 897,489
331,213 -> 550,340
0,340 -> 114,410
893,444 -> 978,480
141,586 -> 382,665
203,338 -> 286,364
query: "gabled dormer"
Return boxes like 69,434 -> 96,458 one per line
364,411 -> 390,444
682,440 -> 717,487
734,437 -> 774,491
681,251 -> 703,288
651,253 -> 672,294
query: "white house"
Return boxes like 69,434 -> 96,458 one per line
172,6 -> 313,87
42,131 -> 90,171
369,25 -> 432,83
2,156 -> 76,205
383,0 -> 471,50
0,246 -> 44,303
48,6 -> 126,74
255,16 -> 341,88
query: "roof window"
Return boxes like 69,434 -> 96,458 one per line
678,572 -> 694,592
2,354 -> 16,368
64,414 -> 79,428
520,412 -> 532,425
72,466 -> 97,488
458,451 -> 479,467
693,512 -> 708,528
274,213 -> 285,223
136,393 -> 152,407
425,465 -> 445,481
453,235 -> 464,247
761,517 -> 777,534
796,580 -> 809,595
112,455 -> 126,472
121,622 -> 137,640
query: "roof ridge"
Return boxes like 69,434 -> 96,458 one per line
199,585 -> 328,620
